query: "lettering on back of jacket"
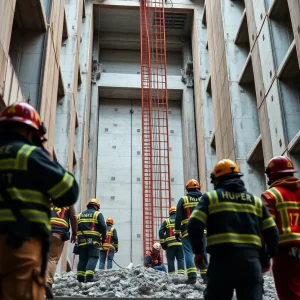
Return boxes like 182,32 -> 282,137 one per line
189,197 -> 200,202
81,213 -> 94,218
221,191 -> 252,202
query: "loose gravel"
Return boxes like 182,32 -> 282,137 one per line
53,265 -> 278,299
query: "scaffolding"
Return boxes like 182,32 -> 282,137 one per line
140,0 -> 172,255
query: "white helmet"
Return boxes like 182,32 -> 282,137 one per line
153,242 -> 161,250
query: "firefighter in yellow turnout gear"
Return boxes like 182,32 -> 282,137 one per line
76,199 -> 106,282
188,159 -> 279,300
159,206 -> 184,274
99,217 -> 119,269
174,179 -> 208,284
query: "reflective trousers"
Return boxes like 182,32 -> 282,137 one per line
46,233 -> 65,285
77,245 -> 99,282
273,250 -> 300,300
204,253 -> 263,300
182,235 -> 208,279
166,245 -> 184,274
99,249 -> 114,270
0,235 -> 45,300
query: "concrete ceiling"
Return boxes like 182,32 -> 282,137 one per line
99,87 -> 183,101
94,7 -> 193,36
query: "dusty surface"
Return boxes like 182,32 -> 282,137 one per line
53,265 -> 278,299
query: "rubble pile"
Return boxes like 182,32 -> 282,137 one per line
53,265 -> 278,299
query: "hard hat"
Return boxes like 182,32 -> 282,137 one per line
169,206 -> 176,214
210,159 -> 243,183
87,198 -> 100,209
265,156 -> 297,185
186,179 -> 200,190
0,102 -> 46,139
106,217 -> 114,225
265,156 -> 297,175
153,242 -> 161,251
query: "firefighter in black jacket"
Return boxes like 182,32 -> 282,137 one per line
188,159 -> 279,300
159,206 -> 184,274
77,198 -> 106,282
0,103 -> 79,300
174,179 -> 208,284
99,217 -> 118,269
45,204 -> 78,299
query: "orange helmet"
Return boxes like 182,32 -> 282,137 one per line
106,217 -> 114,225
0,103 -> 46,140
265,156 -> 297,184
169,206 -> 176,214
210,159 -> 243,183
87,198 -> 100,209
186,179 -> 200,190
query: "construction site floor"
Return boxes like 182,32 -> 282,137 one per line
55,297 -> 203,300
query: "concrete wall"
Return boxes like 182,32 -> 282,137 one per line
95,98 -> 184,267
191,3 -> 216,192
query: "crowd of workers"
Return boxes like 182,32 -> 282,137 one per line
0,102 -> 299,300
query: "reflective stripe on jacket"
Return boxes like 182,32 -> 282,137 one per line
0,135 -> 79,243
263,186 -> 300,245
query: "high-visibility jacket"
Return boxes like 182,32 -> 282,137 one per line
187,181 -> 279,257
175,191 -> 202,238
262,185 -> 300,246
50,205 -> 70,233
0,134 -> 79,246
100,225 -> 118,251
159,213 -> 182,247
77,208 -> 106,246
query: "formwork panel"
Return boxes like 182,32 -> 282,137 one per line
287,0 -> 300,67
257,19 -> 276,95
252,0 -> 267,35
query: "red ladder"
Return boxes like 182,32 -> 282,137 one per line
140,0 -> 172,256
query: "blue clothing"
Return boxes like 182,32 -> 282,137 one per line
99,249 -> 114,269
182,235 -> 208,279
153,265 -> 167,272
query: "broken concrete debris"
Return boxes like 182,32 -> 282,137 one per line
53,265 -> 278,299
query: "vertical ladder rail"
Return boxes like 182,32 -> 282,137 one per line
140,0 -> 172,256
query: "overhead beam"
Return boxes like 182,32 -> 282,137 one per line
93,1 -> 194,13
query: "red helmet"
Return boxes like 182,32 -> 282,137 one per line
0,103 -> 46,139
265,156 -> 297,175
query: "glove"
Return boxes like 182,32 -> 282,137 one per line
115,249 -> 118,253
161,243 -> 167,250
70,234 -> 77,244
175,233 -> 182,242
194,253 -> 208,269
153,259 -> 159,265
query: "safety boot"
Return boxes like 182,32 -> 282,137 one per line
45,282 -> 54,299
185,277 -> 197,284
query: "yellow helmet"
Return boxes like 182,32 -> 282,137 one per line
106,217 -> 114,225
169,206 -> 176,214
210,159 -> 243,183
87,198 -> 100,209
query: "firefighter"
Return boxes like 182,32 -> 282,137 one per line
144,243 -> 167,272
262,156 -> 300,300
159,206 -> 184,275
99,217 -> 118,270
0,103 -> 79,300
77,198 -> 106,282
45,204 -> 78,299
188,159 -> 279,300
174,179 -> 208,284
